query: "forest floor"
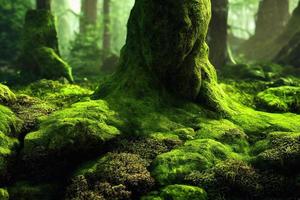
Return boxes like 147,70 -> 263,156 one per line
0,63 -> 300,200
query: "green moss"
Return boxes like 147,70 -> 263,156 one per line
255,86 -> 300,113
19,9 -> 73,82
251,132 -> 300,173
72,153 -> 155,197
23,100 -> 121,159
0,83 -> 16,105
142,185 -> 207,200
0,188 -> 9,200
19,79 -> 92,107
0,105 -> 21,136
8,181 -> 60,200
151,139 -> 243,185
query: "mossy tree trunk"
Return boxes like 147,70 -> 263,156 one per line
80,0 -> 98,33
36,0 -> 51,10
96,0 -> 229,113
208,0 -> 229,69
19,3 -> 73,82
103,0 -> 111,58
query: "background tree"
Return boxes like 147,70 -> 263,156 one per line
80,0 -> 98,33
239,0 -> 290,61
103,0 -> 111,58
208,0 -> 229,69
36,0 -> 51,10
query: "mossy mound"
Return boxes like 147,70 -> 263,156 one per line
185,159 -> 261,199
255,86 -> 300,113
22,100 -> 121,160
19,79 -> 92,107
0,84 -> 16,105
19,9 -> 73,82
0,188 -> 9,200
252,132 -> 300,173
8,181 -> 60,200
67,153 -> 155,199
142,185 -> 207,200
11,94 -> 55,134
0,105 -> 21,136
151,139 -> 243,185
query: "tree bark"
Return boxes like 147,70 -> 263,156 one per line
95,0 -> 229,114
208,0 -> 229,69
80,0 -> 98,33
103,0 -> 111,57
36,0 -> 51,10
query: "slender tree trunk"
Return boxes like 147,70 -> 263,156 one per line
36,0 -> 51,10
103,0 -> 111,57
208,0 -> 229,69
80,0 -> 98,33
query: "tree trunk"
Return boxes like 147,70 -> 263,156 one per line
208,0 -> 229,69
95,0 -> 229,114
239,0 -> 290,60
80,0 -> 98,33
103,0 -> 111,57
255,0 -> 290,40
36,0 -> 51,10
274,2 -> 300,67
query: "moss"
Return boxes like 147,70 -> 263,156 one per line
0,105 -> 22,136
72,153 -> 155,198
112,137 -> 182,161
0,132 -> 19,181
19,9 -> 73,82
8,181 -> 60,200
0,188 -> 9,200
22,100 -> 121,159
255,86 -> 300,113
251,132 -> 300,173
0,83 -> 16,105
185,159 -> 262,199
151,139 -> 243,185
19,79 -> 92,107
142,185 -> 207,200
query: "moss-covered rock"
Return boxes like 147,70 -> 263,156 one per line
0,188 -> 9,200
68,153 -> 155,199
23,100 -> 121,159
0,83 -> 16,105
251,132 -> 300,173
151,139 -> 243,185
19,9 -> 73,82
255,86 -> 300,113
142,185 -> 207,200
